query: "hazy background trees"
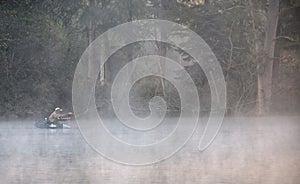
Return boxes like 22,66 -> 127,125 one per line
0,0 -> 299,118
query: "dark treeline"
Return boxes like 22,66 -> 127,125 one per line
0,0 -> 299,119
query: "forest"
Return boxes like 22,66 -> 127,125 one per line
0,0 -> 299,119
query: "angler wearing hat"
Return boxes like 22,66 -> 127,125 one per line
48,107 -> 63,123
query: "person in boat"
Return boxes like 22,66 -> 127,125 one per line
48,107 -> 63,123
46,107 -> 72,128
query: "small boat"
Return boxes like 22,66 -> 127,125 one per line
35,118 -> 71,129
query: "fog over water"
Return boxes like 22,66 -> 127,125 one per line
1,116 -> 299,184
1,0 -> 299,183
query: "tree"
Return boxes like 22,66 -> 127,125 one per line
256,0 -> 280,115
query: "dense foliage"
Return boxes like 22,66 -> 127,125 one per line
0,0 -> 299,118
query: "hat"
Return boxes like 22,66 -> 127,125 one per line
55,107 -> 61,111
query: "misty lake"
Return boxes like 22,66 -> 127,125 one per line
0,116 -> 299,184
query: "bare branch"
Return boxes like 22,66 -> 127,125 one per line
275,36 -> 297,42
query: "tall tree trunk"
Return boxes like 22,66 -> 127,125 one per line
248,0 -> 262,115
88,0 -> 95,80
100,34 -> 108,85
272,43 -> 280,83
156,0 -> 168,97
158,42 -> 167,97
256,0 -> 279,115
85,0 -> 97,113
126,0 -> 135,83
99,0 -> 110,85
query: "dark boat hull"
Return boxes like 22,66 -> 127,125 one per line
35,120 -> 70,129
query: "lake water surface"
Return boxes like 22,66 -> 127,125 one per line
0,116 -> 299,184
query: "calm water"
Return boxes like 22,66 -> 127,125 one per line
0,117 -> 299,184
